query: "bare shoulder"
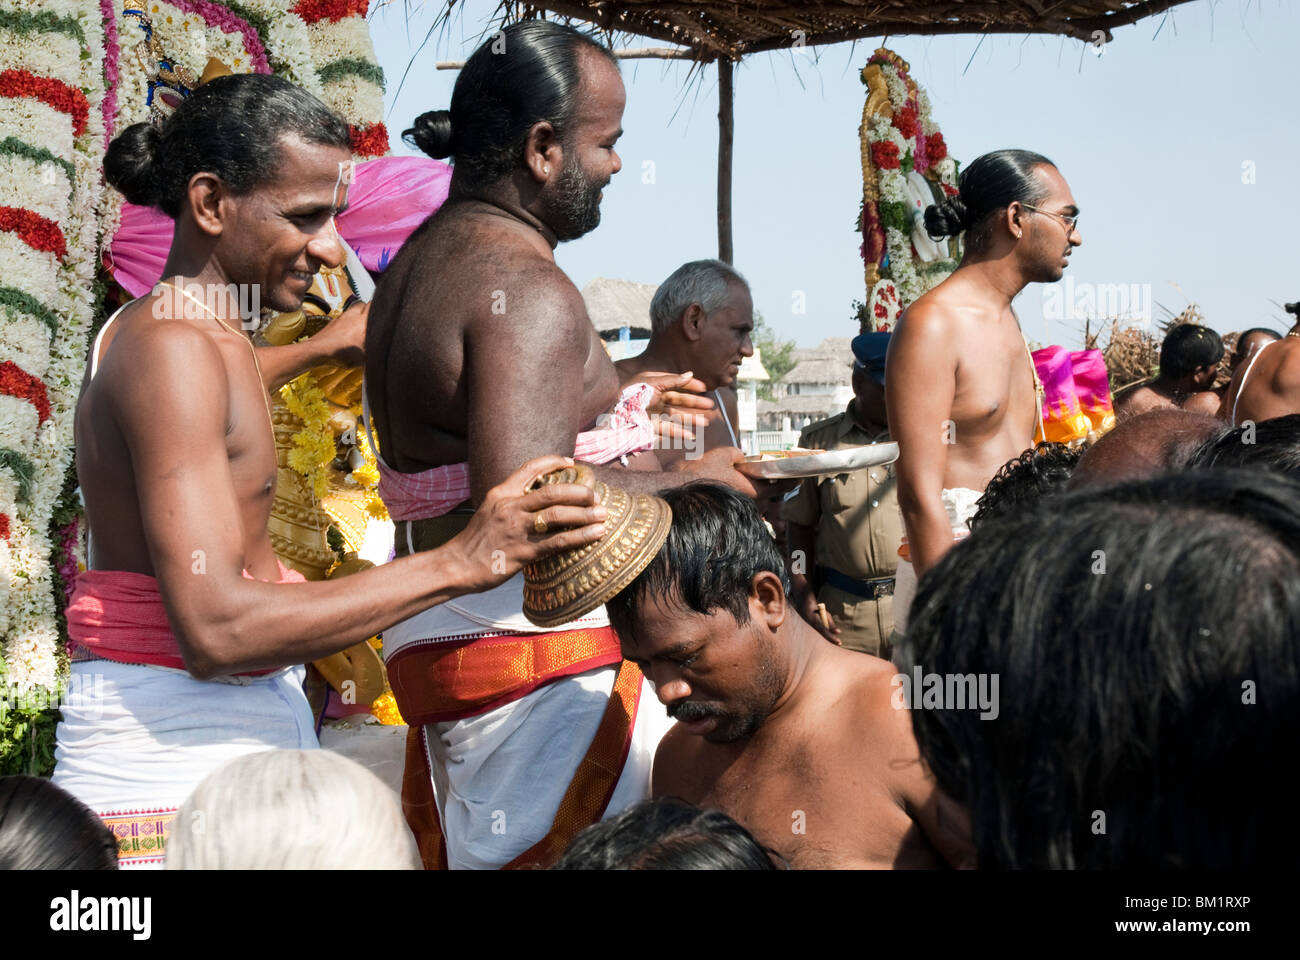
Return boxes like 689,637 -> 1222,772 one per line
473,255 -> 588,340
104,310 -> 228,396
891,294 -> 961,371
1182,390 -> 1222,416
837,652 -> 920,756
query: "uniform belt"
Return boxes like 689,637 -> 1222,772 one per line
820,565 -> 894,600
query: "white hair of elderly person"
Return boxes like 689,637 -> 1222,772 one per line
165,749 -> 420,869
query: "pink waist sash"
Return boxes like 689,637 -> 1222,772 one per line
377,383 -> 656,522
67,560 -> 306,675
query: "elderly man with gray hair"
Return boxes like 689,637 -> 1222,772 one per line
616,259 -> 755,465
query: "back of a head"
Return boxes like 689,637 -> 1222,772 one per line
104,73 -> 350,218
1234,327 -> 1282,360
924,148 -> 1054,253
605,483 -> 790,638
649,260 -> 749,335
1068,408 -> 1226,488
550,798 -> 778,869
0,776 -> 118,870
1159,323 -> 1224,378
165,749 -> 420,869
403,20 -> 617,189
968,442 -> 1083,533
1187,413 -> 1300,478
901,469 -> 1300,868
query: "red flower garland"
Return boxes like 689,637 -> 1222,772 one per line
291,0 -> 369,25
892,104 -> 918,141
0,206 -> 67,260
940,182 -> 959,197
0,511 -> 10,541
871,141 -> 900,170
348,122 -> 389,158
0,360 -> 52,424
0,69 -> 89,137
927,132 -> 948,162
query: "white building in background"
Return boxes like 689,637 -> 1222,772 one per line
755,337 -> 855,448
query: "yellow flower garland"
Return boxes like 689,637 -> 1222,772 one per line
280,372 -> 335,499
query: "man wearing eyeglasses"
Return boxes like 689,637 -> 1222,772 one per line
886,149 -> 1082,638
782,332 -> 901,657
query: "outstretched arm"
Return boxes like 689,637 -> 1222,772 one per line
118,324 -> 604,679
255,299 -> 368,391
887,307 -> 959,578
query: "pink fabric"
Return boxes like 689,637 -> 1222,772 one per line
106,156 -> 453,295
1032,345 -> 1115,443
67,560 -> 306,674
1070,349 -> 1114,430
377,383 -> 657,522
336,156 -> 452,273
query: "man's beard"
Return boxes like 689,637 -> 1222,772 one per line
546,157 -> 605,242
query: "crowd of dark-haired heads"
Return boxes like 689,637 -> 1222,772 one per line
606,406 -> 1300,869
912,405 -> 1300,868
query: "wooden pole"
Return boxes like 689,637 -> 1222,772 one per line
717,57 -> 734,265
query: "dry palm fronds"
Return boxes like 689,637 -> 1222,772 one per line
463,1 -> 1199,59
1101,319 -> 1159,394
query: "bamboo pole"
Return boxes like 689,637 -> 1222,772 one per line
717,57 -> 734,265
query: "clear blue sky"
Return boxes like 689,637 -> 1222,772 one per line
368,0 -> 1297,348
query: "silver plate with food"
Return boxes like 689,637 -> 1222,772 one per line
735,443 -> 900,480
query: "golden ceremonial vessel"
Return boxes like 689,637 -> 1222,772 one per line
522,463 -> 672,628
262,261 -> 385,708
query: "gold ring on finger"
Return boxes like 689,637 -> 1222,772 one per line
533,514 -> 549,535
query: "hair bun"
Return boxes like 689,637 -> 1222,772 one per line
403,109 -> 454,159
103,122 -> 163,208
924,196 -> 970,240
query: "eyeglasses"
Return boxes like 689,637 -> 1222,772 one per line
1019,203 -> 1080,232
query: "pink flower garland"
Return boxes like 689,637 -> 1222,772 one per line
101,0 -> 119,144
56,517 -> 80,605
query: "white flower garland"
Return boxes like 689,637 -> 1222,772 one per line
0,313 -> 52,377
0,154 -> 71,224
319,72 -> 384,127
0,96 -> 76,164
0,27 -> 83,84
1,0 -> 104,708
306,15 -> 375,63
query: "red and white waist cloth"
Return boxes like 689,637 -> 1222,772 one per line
364,381 -> 674,868
53,561 -> 318,868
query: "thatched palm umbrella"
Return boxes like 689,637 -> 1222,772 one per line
443,1 -> 1197,261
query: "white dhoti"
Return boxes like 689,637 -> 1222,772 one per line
892,486 -> 982,638
52,660 -> 317,868
386,574 -> 674,870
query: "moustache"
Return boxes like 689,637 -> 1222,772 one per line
669,700 -> 723,723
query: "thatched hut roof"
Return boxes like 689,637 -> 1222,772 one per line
784,357 -> 852,388
582,276 -> 657,337
481,1 -> 1196,58
758,394 -> 843,418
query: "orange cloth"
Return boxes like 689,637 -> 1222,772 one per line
386,626 -> 624,725
401,658 -> 643,870
67,560 -> 305,674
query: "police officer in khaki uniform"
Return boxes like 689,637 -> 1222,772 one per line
782,332 -> 902,657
